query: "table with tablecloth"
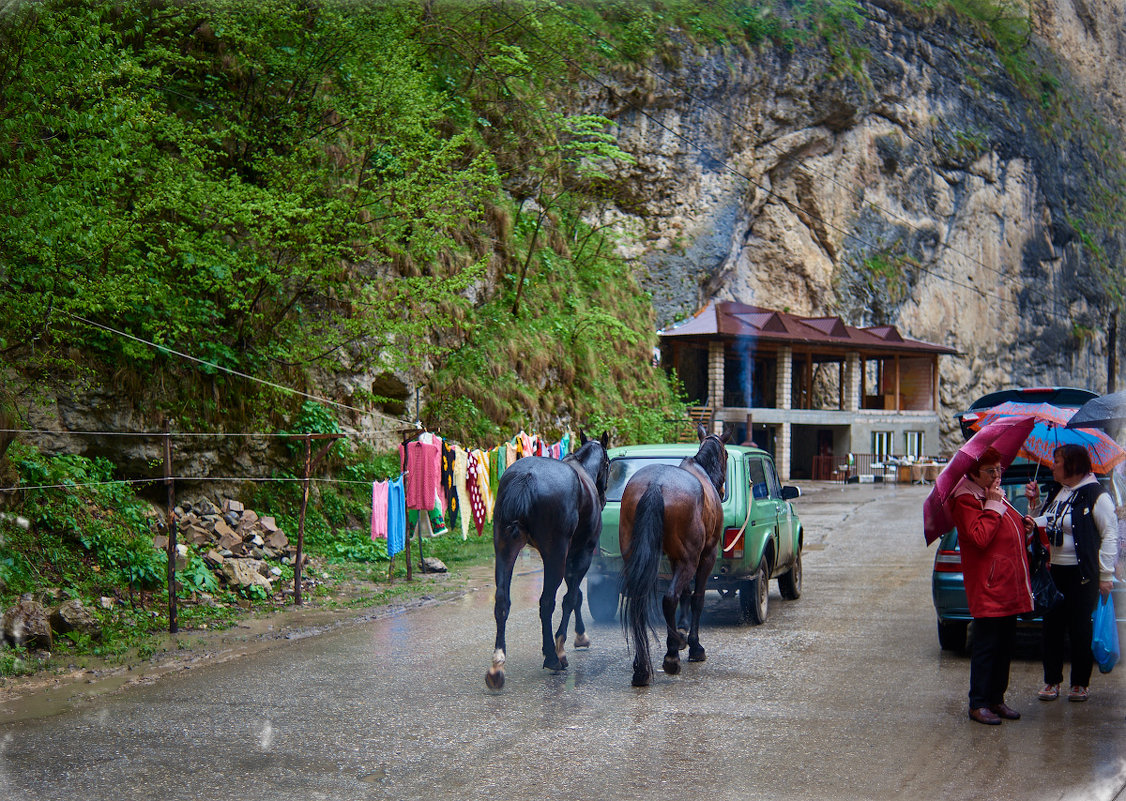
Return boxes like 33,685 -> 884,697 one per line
897,463 -> 943,483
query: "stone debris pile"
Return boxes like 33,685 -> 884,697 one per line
157,497 -> 303,594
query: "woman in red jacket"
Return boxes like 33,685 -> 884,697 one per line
949,446 -> 1036,725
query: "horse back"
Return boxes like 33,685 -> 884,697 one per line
494,456 -> 598,549
620,463 -> 715,562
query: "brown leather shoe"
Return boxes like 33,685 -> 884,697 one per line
969,707 -> 1002,725
989,703 -> 1021,720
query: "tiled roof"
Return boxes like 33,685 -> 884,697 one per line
659,300 -> 957,355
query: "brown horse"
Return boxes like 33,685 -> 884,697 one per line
485,431 -> 610,690
620,426 -> 729,686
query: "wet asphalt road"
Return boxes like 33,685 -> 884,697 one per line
1,481 -> 1124,801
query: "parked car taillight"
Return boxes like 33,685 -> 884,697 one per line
722,527 -> 744,559
934,549 -> 962,573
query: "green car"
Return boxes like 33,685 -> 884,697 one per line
584,443 -> 804,625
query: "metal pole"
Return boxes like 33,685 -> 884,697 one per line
163,421 -> 178,634
295,435 -> 312,606
405,516 -> 414,581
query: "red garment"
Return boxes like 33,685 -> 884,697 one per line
466,451 -> 487,536
950,476 -> 1033,618
399,441 -> 441,511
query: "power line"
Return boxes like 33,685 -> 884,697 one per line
62,312 -> 416,427
0,427 -> 415,439
0,476 -> 387,493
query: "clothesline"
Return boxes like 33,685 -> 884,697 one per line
0,476 -> 403,493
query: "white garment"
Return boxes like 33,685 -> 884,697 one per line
1034,473 -> 1118,581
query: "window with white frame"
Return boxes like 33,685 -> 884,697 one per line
872,431 -> 893,459
905,431 -> 925,459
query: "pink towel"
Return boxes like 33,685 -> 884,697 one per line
371,480 -> 389,540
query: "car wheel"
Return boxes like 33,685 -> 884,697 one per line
937,619 -> 968,652
585,574 -> 620,623
740,563 -> 769,625
778,549 -> 802,601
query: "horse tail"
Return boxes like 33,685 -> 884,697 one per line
622,483 -> 664,685
494,470 -> 536,540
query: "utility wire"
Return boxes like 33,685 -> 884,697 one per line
0,428 -> 415,439
63,311 -> 416,426
0,476 -> 395,493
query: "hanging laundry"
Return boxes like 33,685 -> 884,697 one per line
370,480 -> 389,541
407,496 -> 450,537
399,440 -> 441,511
505,441 -> 518,468
560,431 -> 571,458
441,439 -> 459,523
466,450 -> 488,537
454,446 -> 471,540
488,446 -> 500,495
387,476 -> 407,558
474,449 -> 494,520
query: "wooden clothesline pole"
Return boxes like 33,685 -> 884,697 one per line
290,432 -> 345,606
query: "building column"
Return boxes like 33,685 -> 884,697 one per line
776,345 -> 792,480
845,351 -> 861,412
776,345 -> 792,410
708,340 -> 724,434
776,422 -> 792,481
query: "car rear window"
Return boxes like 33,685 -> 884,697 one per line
605,456 -> 731,503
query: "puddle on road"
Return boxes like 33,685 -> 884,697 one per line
358,766 -> 388,783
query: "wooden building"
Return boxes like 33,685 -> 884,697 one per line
659,300 -> 958,480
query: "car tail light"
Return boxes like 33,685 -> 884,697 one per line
722,527 -> 743,559
934,549 -> 962,573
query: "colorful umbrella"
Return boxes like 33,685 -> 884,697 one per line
923,416 -> 1036,545
965,401 -> 1126,474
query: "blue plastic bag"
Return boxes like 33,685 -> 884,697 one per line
1092,594 -> 1120,674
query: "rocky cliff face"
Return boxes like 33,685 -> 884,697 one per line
588,0 -> 1126,449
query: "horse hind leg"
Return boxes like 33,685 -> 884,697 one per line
486,531 -> 523,690
675,586 -> 692,650
661,590 -> 685,676
540,557 -> 567,672
687,562 -> 713,663
572,590 -> 591,650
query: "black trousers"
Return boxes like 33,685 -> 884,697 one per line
1042,564 -> 1100,687
969,615 -> 1018,709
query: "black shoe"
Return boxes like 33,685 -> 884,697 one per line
969,707 -> 1002,725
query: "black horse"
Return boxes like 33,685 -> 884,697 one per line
620,426 -> 729,686
486,431 -> 610,690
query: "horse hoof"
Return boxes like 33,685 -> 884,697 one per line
632,670 -> 651,687
688,648 -> 706,663
485,668 -> 505,690
574,633 -> 591,649
543,657 -> 566,672
677,629 -> 689,650
662,655 -> 681,675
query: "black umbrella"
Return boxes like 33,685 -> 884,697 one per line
1066,391 -> 1126,433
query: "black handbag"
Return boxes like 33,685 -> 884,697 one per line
1029,539 -> 1063,614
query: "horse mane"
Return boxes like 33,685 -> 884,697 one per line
566,432 -> 610,504
688,434 -> 727,492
